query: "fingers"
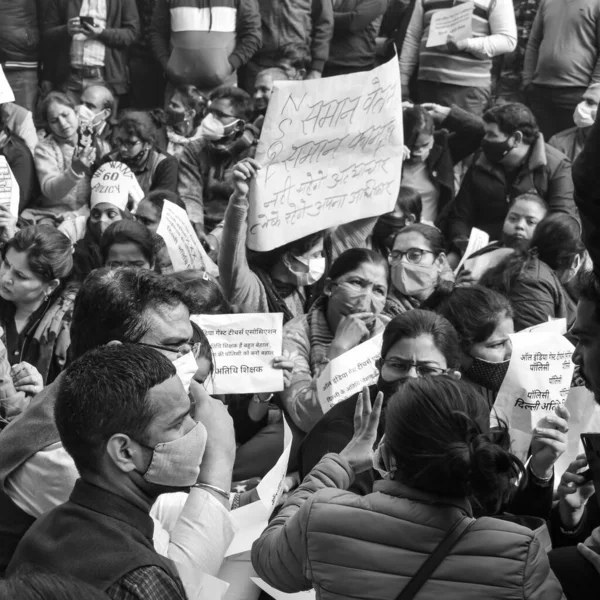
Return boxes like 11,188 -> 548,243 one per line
567,455 -> 589,473
560,470 -> 589,490
235,159 -> 261,179
555,404 -> 570,422
15,384 -> 42,395
353,391 -> 364,432
370,391 -> 384,427
539,413 -> 569,433
534,427 -> 567,442
578,543 -> 600,573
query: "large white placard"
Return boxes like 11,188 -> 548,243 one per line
191,313 -> 284,395
0,66 -> 15,104
426,2 -> 473,48
0,157 -> 20,218
247,56 -> 403,251
316,334 -> 383,413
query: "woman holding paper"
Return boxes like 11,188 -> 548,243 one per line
281,247 -> 390,432
385,223 -> 454,317
252,378 -> 565,599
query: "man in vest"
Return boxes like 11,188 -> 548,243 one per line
0,267 -> 236,581
8,344 -> 205,598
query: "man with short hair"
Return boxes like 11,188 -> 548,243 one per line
0,268 -> 236,580
445,102 -> 576,258
8,345 -> 205,598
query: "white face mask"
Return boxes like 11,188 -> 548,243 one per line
284,253 -> 326,286
77,104 -> 107,129
573,102 -> 597,129
172,351 -> 198,394
200,113 -> 242,142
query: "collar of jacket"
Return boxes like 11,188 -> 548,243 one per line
373,478 -> 474,517
475,132 -> 547,174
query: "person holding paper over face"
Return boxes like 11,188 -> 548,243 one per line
281,248 -> 390,433
252,378 -> 565,600
219,159 -> 381,324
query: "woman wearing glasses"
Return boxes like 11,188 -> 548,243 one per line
102,110 -> 178,195
385,223 -> 454,317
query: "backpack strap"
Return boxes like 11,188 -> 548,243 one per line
395,517 -> 475,600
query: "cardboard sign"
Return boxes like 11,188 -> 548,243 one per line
316,334 -> 383,413
455,227 -> 490,274
191,313 -> 284,394
0,66 -> 15,104
426,2 -> 473,47
156,201 -> 218,276
247,55 -> 403,251
91,161 -> 144,211
0,157 -> 20,218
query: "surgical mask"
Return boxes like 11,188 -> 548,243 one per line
138,422 -> 207,487
200,113 -> 241,141
282,253 -> 326,287
77,104 -> 107,129
172,351 -> 198,394
465,357 -> 510,393
573,102 -> 597,129
391,261 -> 439,298
481,138 -> 514,163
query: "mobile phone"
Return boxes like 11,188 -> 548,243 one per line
77,122 -> 94,153
580,433 -> 600,507
80,16 -> 95,27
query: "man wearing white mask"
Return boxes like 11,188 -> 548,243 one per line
549,83 -> 600,163
77,83 -> 115,156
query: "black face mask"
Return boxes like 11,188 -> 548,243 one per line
376,374 -> 404,402
464,357 -> 510,393
165,108 -> 187,127
481,138 -> 514,163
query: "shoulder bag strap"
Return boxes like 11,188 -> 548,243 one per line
395,517 -> 476,600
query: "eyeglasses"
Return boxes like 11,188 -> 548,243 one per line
380,359 -> 446,378
389,248 -> 435,264
138,341 -> 200,358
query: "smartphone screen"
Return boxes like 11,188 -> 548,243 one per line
80,16 -> 95,27
581,433 -> 600,508
77,123 -> 94,153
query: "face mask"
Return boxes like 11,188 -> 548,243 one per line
376,373 -> 403,401
200,113 -> 241,142
481,138 -> 514,163
464,357 -> 510,393
166,108 -> 187,127
139,422 -> 207,487
411,141 -> 433,163
573,102 -> 597,129
282,253 -> 326,287
123,145 -> 150,168
391,261 -> 439,298
172,351 -> 198,394
77,104 -> 107,129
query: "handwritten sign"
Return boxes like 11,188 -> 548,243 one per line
455,227 -> 489,274
247,55 -> 403,251
0,157 -> 20,218
426,2 -> 473,48
91,161 -> 144,211
250,578 -> 316,600
492,329 -> 575,461
317,334 -> 382,413
157,201 -> 218,277
0,66 -> 14,104
191,313 -> 284,394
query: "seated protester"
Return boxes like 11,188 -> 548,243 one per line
100,220 -> 155,270
29,92 -> 95,221
0,226 -> 75,386
385,223 -> 454,317
252,377 -> 564,599
253,64 -> 305,120
0,268 -> 237,580
177,87 -> 257,234
479,214 -> 584,330
446,103 -> 576,263
282,248 -> 389,433
299,309 -> 462,495
165,85 -> 207,159
458,193 -> 548,284
549,83 -> 600,163
76,84 -> 116,160
371,185 -> 422,260
0,102 -> 37,154
101,110 -> 178,195
220,159 -> 379,322
134,189 -> 186,235
7,345 -> 215,600
401,104 -> 485,226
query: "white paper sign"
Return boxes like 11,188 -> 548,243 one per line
317,334 -> 383,413
492,331 -> 575,461
157,201 -> 218,276
426,2 -> 473,48
175,563 -> 229,600
257,420 -> 293,512
250,578 -> 316,600
455,227 -> 489,274
0,66 -> 15,104
191,313 -> 284,394
247,55 -> 403,251
91,161 -> 144,211
0,157 -> 20,218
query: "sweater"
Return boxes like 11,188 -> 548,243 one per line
523,0 -> 600,89
149,0 -> 261,89
0,0 -> 40,65
400,0 -> 516,89
251,453 -> 566,600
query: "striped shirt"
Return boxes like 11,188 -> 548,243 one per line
400,0 -> 516,88
70,0 -> 108,68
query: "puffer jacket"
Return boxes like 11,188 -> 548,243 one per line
0,0 -> 40,64
252,453 -> 566,600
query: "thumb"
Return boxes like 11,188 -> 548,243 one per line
578,543 -> 600,570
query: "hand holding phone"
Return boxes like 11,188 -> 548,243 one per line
80,16 -> 95,27
557,452 -> 596,530
581,434 -> 600,509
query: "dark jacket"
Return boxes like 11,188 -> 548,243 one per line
326,0 -> 387,69
0,132 -> 39,213
0,0 -> 41,64
42,0 -> 140,95
573,113 -> 600,279
447,134 -> 576,252
255,0 -> 334,73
